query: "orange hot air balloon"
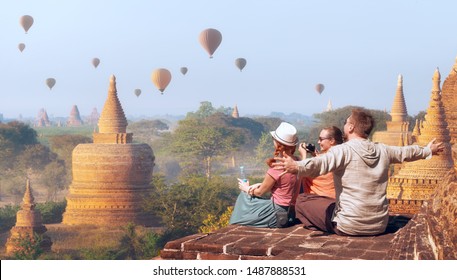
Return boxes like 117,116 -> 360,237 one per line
151,68 -> 172,94
315,83 -> 325,95
180,67 -> 188,75
134,89 -> 141,97
92,58 -> 100,68
20,15 -> 34,34
46,78 -> 56,90
199,28 -> 222,58
18,43 -> 26,52
235,58 -> 247,71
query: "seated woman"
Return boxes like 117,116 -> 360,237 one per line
295,125 -> 343,230
300,126 -> 343,199
229,122 -> 300,228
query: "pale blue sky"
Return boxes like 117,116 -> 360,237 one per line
1,0 -> 456,119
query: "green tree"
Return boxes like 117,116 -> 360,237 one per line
186,101 -> 216,119
145,174 -> 238,237
11,232 -> 45,260
171,118 -> 243,179
311,106 -> 390,141
41,160 -> 67,201
0,121 -> 39,170
254,132 -> 274,168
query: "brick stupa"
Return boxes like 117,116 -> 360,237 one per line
62,75 -> 156,226
372,74 -> 412,146
387,69 -> 456,215
440,56 -> 457,144
6,180 -> 52,255
67,105 -> 83,126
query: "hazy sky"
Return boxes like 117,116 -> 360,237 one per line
1,0 -> 457,119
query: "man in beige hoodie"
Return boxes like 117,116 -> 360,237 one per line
274,108 -> 444,236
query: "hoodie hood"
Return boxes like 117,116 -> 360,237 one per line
346,138 -> 381,167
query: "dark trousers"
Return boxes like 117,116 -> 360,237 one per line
295,193 -> 346,235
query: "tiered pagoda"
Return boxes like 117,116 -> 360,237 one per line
440,56 -> 457,144
35,108 -> 51,127
372,74 -> 412,146
6,180 -> 52,255
62,75 -> 157,226
387,69 -> 456,215
87,107 -> 100,126
67,105 -> 84,126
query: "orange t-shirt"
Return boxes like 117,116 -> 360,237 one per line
302,172 -> 336,199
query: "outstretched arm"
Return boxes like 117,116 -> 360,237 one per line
427,138 -> 445,155
272,153 -> 299,176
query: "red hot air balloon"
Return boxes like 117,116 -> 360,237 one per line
151,68 -> 172,94
20,15 -> 34,34
92,58 -> 100,68
199,28 -> 222,58
235,58 -> 247,71
315,83 -> 325,95
18,43 -> 26,52
46,78 -> 56,90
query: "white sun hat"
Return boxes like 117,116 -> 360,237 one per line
270,122 -> 298,147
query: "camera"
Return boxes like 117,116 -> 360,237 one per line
305,143 -> 315,153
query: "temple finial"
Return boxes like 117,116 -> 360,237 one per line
22,179 -> 35,210
432,68 -> 441,95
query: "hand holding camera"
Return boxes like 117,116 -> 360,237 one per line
299,142 -> 317,158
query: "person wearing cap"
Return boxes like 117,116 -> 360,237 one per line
229,122 -> 300,228
273,108 -> 444,236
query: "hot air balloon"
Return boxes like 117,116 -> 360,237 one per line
180,67 -> 188,75
20,15 -> 34,34
235,58 -> 247,71
315,83 -> 325,95
92,58 -> 100,68
18,43 -> 26,52
151,68 -> 172,94
134,89 -> 141,97
199,28 -> 222,58
46,78 -> 56,90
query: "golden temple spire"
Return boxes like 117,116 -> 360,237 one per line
98,75 -> 128,134
390,74 -> 408,122
387,68 -> 455,215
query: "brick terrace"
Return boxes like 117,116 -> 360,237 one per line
160,217 -> 408,260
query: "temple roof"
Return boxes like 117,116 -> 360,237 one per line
97,75 -> 128,134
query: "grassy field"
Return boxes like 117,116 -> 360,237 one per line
34,125 -> 95,146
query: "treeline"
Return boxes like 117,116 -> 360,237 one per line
0,103 -> 426,259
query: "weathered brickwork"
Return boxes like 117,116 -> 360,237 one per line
62,75 -> 157,227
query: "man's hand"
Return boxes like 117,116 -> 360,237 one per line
427,138 -> 445,155
271,153 -> 299,176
